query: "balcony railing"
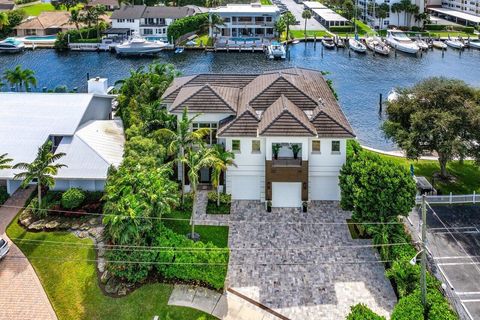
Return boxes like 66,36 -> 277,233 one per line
271,157 -> 302,167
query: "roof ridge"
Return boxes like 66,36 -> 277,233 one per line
74,131 -> 110,167
205,84 -> 237,113
280,73 -> 319,106
281,96 -> 316,135
313,108 -> 355,136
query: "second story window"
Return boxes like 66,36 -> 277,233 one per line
331,141 -> 341,154
232,140 -> 241,153
192,122 -> 217,145
312,140 -> 321,153
251,140 -> 260,153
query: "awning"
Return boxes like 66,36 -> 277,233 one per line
103,28 -> 130,35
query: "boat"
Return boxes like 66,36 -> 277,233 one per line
115,34 -> 166,55
365,36 -> 390,56
321,37 -> 335,49
415,38 -> 429,51
387,89 -> 399,103
266,41 -> 286,59
334,36 -> 345,48
175,47 -> 184,54
292,40 -> 300,44
445,38 -> 465,50
468,39 -> 480,50
0,37 -> 25,53
385,29 -> 419,54
432,40 -> 447,50
348,38 -> 367,53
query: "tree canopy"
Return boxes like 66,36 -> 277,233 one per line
382,77 -> 480,178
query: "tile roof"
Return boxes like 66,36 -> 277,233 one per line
258,95 -> 316,136
162,68 -> 355,138
111,4 -> 195,19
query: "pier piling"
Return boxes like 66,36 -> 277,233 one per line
379,93 -> 383,113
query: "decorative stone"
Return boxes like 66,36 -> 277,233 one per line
100,270 -> 111,284
117,285 -> 127,296
97,258 -> 105,273
89,227 -> 103,240
20,216 -> 33,227
80,223 -> 90,231
97,242 -> 105,257
105,276 -> 121,294
89,217 -> 100,225
71,222 -> 81,230
28,220 -> 46,231
77,231 -> 89,238
59,222 -> 71,229
45,220 -> 60,229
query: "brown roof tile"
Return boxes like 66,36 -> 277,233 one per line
258,95 -> 316,136
217,107 -> 258,137
169,84 -> 238,113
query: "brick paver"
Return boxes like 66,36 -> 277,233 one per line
225,201 -> 397,320
0,187 -> 57,320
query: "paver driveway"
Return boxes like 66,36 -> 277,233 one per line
0,187 -> 57,320
226,201 -> 397,320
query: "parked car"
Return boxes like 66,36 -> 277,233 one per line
0,237 -> 10,260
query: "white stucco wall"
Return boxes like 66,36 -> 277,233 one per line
52,179 -> 106,192
111,19 -> 140,34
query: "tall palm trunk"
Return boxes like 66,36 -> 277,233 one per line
37,180 -> 42,213
180,146 -> 185,206
191,187 -> 196,239
217,171 -> 221,207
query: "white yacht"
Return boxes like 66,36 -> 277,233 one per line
115,34 -> 166,55
265,41 -> 286,59
445,38 -> 465,50
385,30 -> 419,54
0,37 -> 25,53
348,38 -> 367,53
415,38 -> 429,51
468,39 -> 480,50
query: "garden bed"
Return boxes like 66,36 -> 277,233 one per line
205,191 -> 231,215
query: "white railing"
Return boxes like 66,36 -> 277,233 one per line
416,192 -> 478,205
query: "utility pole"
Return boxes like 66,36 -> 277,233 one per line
421,194 -> 427,308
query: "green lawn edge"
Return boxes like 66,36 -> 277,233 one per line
6,211 -> 218,320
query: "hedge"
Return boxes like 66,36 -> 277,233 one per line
167,13 -> 209,42
0,187 -> 8,205
55,27 -> 104,51
329,25 -> 354,32
346,303 -> 386,320
61,188 -> 86,210
424,24 -> 475,34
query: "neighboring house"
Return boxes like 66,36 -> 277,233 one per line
209,3 -> 280,38
0,78 -> 125,195
110,4 -> 195,41
15,12 -> 75,36
0,0 -> 15,12
161,68 -> 355,208
85,0 -> 120,11
357,0 -> 426,28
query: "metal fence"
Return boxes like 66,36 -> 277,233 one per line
416,192 -> 478,205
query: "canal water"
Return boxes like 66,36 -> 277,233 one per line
1,43 -> 479,150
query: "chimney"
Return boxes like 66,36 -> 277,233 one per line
87,77 -> 109,95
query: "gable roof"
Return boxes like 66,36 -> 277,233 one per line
311,106 -> 355,138
15,11 -> 73,30
258,95 -> 316,136
217,107 -> 259,137
169,84 -> 238,113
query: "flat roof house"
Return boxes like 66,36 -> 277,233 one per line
209,3 -> 280,38
110,4 -> 195,41
162,68 -> 355,208
0,78 -> 125,195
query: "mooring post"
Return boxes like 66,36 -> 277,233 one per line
321,44 -> 323,58
379,93 -> 383,113
87,72 -> 90,81
314,34 -> 317,49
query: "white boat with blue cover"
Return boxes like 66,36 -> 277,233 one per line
266,41 -> 286,59
0,37 -> 25,53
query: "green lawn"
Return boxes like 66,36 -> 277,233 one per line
260,0 -> 272,4
21,3 -> 83,16
289,30 -> 331,39
194,34 -> 213,47
332,20 -> 374,38
163,206 -> 229,248
368,151 -> 480,195
6,216 -> 217,320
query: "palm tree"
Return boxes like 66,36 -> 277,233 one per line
13,141 -> 66,214
20,68 -> 37,92
407,4 -> 419,28
3,66 -> 37,92
211,144 -> 236,207
205,0 -> 222,8
181,147 -> 218,240
156,108 -> 210,206
69,9 -> 84,40
399,0 -> 411,26
377,3 -> 389,28
301,9 -> 312,37
281,12 -> 296,40
0,12 -> 9,30
391,3 -> 402,27
0,153 -> 12,170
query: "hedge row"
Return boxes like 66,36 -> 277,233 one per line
167,13 -> 209,42
329,25 -> 354,32
425,24 -> 475,34
55,26 -> 105,51
105,225 -> 229,289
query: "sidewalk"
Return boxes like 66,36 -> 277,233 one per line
0,186 -> 57,320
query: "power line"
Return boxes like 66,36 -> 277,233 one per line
0,204 -> 405,225
4,254 -> 412,266
10,237 -> 415,252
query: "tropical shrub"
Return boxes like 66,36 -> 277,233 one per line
329,25 -> 354,32
207,191 -> 231,205
105,245 -> 157,283
0,10 -> 25,39
0,186 -> 8,205
54,27 -> 105,51
61,188 -> 86,209
391,292 -> 425,320
206,192 -> 231,214
346,303 -> 385,320
154,225 -> 229,290
424,24 -> 475,34
167,13 -> 209,42
339,140 -> 417,223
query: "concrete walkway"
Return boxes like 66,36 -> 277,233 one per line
192,191 -> 230,226
0,187 -> 57,320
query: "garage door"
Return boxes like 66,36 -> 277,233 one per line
310,176 -> 340,200
272,182 -> 302,207
231,175 -> 260,200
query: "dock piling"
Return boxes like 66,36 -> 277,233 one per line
379,93 -> 383,113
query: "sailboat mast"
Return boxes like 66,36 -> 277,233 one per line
354,0 -> 358,35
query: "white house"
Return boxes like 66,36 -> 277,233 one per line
357,0 -> 426,28
0,78 -> 125,195
110,4 -> 196,41
161,68 -> 355,208
209,3 -> 280,38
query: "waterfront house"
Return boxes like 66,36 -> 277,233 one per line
209,3 -> 280,38
15,12 -> 76,36
110,4 -> 195,41
0,78 -> 124,195
0,0 -> 15,12
161,68 -> 355,207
